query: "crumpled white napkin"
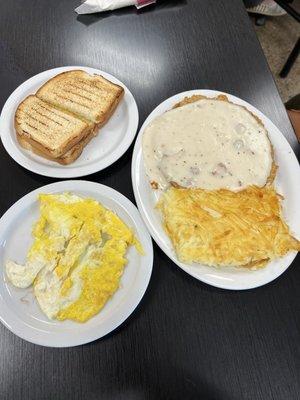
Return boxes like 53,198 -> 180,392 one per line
75,0 -> 156,14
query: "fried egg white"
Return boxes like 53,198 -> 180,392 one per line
6,193 -> 142,322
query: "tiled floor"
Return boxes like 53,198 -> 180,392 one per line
251,1 -> 300,104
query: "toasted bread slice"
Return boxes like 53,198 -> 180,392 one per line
17,128 -> 94,165
36,70 -> 124,126
15,95 -> 93,159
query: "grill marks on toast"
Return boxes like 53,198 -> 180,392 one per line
18,99 -> 83,133
22,107 -> 66,128
36,71 -> 124,124
64,88 -> 95,102
37,103 -> 73,123
15,70 -> 124,163
17,113 -> 48,128
64,82 -> 117,106
51,91 -> 91,110
15,95 -> 88,155
71,82 -> 105,97
43,81 -> 118,114
73,77 -> 121,94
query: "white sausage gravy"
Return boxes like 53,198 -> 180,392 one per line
142,98 -> 272,191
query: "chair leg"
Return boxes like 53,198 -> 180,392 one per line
255,15 -> 266,25
279,38 -> 300,78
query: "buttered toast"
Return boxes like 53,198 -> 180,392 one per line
36,70 -> 124,126
15,95 -> 93,159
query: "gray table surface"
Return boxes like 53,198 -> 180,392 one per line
0,1 -> 299,399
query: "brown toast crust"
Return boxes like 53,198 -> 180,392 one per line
98,88 -> 124,127
92,72 -> 124,126
15,120 -> 92,159
17,128 -> 94,165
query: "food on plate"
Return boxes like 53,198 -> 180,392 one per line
157,186 -> 300,269
15,95 -> 93,160
142,94 -> 299,270
142,95 -> 274,191
17,125 -> 94,165
36,70 -> 124,126
15,70 -> 124,164
6,193 -> 142,322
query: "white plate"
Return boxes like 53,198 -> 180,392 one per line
0,181 -> 153,347
131,90 -> 300,290
0,66 -> 139,178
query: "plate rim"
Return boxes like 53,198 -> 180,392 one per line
0,66 -> 139,178
0,180 -> 153,347
131,89 -> 299,290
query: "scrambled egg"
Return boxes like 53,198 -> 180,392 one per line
6,193 -> 142,322
157,186 -> 300,269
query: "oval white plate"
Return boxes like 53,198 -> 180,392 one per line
0,66 -> 139,178
132,90 -> 300,290
0,181 -> 153,347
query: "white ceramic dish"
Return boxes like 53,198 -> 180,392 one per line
131,89 -> 300,290
0,66 -> 139,178
0,181 -> 153,347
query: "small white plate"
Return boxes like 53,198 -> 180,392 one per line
131,90 -> 300,290
0,181 -> 153,347
0,66 -> 139,178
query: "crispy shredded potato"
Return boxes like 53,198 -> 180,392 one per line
157,186 -> 300,269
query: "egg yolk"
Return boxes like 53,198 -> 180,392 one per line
28,193 -> 142,322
